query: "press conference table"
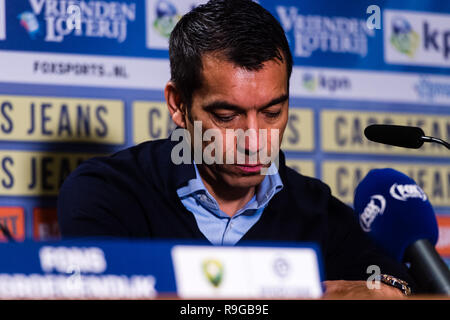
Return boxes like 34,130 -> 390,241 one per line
1,240 -> 449,302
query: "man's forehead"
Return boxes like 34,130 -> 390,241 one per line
192,53 -> 289,109
200,51 -> 285,73
198,53 -> 287,88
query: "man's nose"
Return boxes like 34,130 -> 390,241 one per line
241,116 -> 260,154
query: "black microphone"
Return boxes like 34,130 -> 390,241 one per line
364,124 -> 450,150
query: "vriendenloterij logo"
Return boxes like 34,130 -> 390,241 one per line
18,0 -> 136,43
276,6 -> 375,58
0,0 -> 6,40
202,259 -> 223,288
390,17 -> 420,58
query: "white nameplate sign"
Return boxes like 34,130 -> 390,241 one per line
171,245 -> 323,299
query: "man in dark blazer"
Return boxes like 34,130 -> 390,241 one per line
58,0 -> 415,298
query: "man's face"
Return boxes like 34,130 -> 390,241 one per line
185,53 -> 289,189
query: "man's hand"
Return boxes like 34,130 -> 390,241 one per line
323,280 -> 406,299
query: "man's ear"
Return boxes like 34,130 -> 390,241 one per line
165,81 -> 187,128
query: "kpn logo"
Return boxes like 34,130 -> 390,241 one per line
302,72 -> 351,94
384,10 -> 450,68
390,17 -> 419,58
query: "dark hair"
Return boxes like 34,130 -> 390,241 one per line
169,0 -> 293,109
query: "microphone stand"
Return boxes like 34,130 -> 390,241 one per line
404,239 -> 450,294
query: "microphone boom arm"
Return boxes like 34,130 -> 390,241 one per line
421,136 -> 450,150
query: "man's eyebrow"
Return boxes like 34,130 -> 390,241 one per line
260,94 -> 289,110
203,94 -> 289,112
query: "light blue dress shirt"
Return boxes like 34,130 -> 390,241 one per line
177,162 -> 283,245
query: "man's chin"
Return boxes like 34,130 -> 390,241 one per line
220,166 -> 266,188
225,176 -> 265,189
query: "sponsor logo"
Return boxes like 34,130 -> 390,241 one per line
0,207 -> 25,241
202,259 -> 223,288
384,10 -> 450,68
273,257 -> 290,278
33,208 -> 61,241
323,161 -> 450,206
389,183 -> 427,201
0,0 -> 6,40
322,109 -> 450,156
276,6 -> 375,58
414,76 -> 450,102
18,11 -> 41,39
0,95 -> 124,144
436,216 -> 450,256
359,195 -> 386,232
18,0 -> 137,43
302,73 -> 316,91
390,17 -> 420,58
153,0 -> 182,38
146,0 -> 206,49
302,72 -> 351,93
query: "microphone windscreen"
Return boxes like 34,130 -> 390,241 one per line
364,124 -> 425,149
354,168 -> 438,262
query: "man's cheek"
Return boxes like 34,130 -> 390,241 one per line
201,133 -> 224,165
224,134 -> 237,164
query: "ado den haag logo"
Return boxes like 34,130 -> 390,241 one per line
153,0 -> 182,38
202,259 -> 224,288
146,0 -> 205,49
390,16 -> 420,58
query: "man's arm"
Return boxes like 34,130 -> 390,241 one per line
322,280 -> 406,299
57,160 -> 147,238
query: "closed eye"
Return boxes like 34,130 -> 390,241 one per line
212,113 -> 236,122
263,111 -> 281,118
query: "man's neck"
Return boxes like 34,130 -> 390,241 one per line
196,165 -> 256,217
